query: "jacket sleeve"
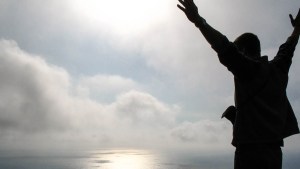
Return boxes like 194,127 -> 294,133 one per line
271,36 -> 299,73
214,36 -> 261,80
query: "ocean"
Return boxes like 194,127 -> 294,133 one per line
0,149 -> 298,169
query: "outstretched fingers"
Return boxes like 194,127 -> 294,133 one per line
177,4 -> 185,12
290,8 -> 300,27
177,0 -> 186,12
178,0 -> 185,6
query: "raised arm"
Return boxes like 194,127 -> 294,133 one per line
177,0 -> 229,53
272,9 -> 300,73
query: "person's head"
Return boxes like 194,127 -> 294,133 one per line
234,33 -> 261,59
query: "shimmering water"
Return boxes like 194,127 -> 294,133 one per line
0,149 -> 232,169
0,149 -> 298,169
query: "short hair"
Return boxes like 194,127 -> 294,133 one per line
234,33 -> 261,56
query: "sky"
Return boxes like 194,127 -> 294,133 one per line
0,0 -> 300,156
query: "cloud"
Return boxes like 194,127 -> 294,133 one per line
0,39 -> 180,150
0,37 -> 297,153
0,39 -> 72,133
76,74 -> 142,102
0,39 -> 234,151
110,90 -> 178,126
171,120 -> 231,144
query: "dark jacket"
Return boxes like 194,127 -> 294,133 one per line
216,35 -> 300,146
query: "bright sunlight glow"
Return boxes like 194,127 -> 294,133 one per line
71,0 -> 170,35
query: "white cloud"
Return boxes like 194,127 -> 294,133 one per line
0,39 -> 235,151
0,39 -> 181,150
76,74 -> 142,102
0,39 -> 72,133
110,90 -> 178,126
171,120 -> 231,144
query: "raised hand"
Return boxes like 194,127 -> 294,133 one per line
177,0 -> 201,23
289,8 -> 300,27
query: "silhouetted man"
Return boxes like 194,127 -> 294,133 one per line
177,0 -> 300,169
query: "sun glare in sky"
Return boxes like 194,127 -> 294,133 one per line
71,0 -> 170,35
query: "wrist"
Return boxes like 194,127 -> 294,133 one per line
292,27 -> 300,36
194,16 -> 207,28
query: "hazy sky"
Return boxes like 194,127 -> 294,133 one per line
0,0 -> 300,155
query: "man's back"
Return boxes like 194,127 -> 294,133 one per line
232,55 -> 299,146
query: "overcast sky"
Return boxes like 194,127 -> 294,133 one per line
0,0 -> 300,155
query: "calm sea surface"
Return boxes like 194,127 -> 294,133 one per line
0,149 -> 298,169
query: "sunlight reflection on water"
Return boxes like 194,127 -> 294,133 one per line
0,148 -> 234,169
87,149 -> 158,169
84,149 -> 233,169
0,148 -> 299,169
